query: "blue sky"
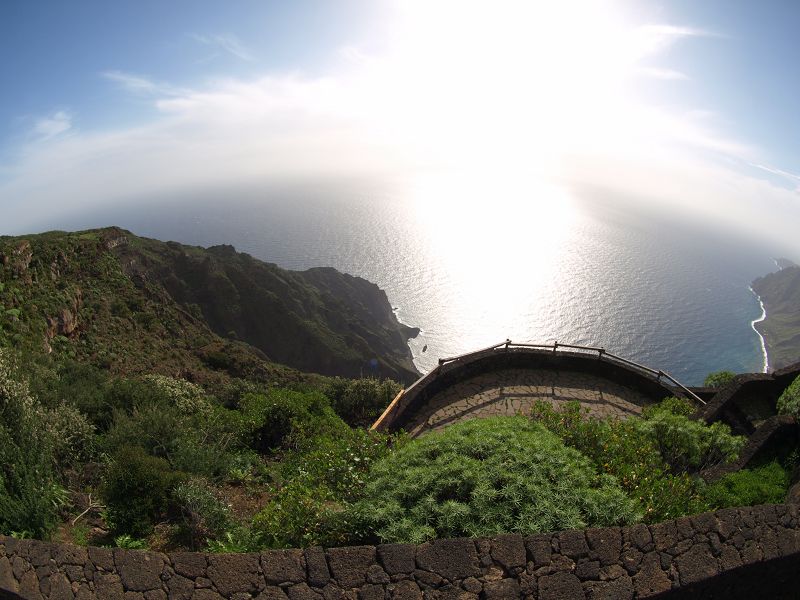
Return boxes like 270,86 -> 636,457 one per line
1,0 -> 799,245
0,1 -> 385,144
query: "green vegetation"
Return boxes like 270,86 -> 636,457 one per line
0,350 -> 69,538
703,370 -> 736,388
703,461 -> 790,509
530,399 -> 744,522
0,227 -> 795,551
102,447 -> 186,537
777,374 -> 800,419
345,417 -> 638,543
0,227 -> 418,385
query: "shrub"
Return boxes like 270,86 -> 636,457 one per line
104,403 -> 184,460
252,480 -> 338,549
39,402 -> 97,474
252,428 -> 403,548
141,375 -> 211,416
0,350 -> 65,537
114,535 -> 148,549
104,382 -> 244,479
206,525 -> 263,553
345,416 -> 639,544
240,389 -> 346,453
174,478 -> 231,550
703,370 -> 736,389
703,461 -> 789,508
635,404 -> 744,473
101,446 -> 186,537
323,377 -> 401,426
530,400 -> 713,522
642,396 -> 695,418
777,375 -> 800,419
276,428 -> 403,500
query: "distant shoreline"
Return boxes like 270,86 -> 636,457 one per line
749,286 -> 769,373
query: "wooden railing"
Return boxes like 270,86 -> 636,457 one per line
372,339 -> 704,431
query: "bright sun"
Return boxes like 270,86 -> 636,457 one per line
354,0 -> 651,179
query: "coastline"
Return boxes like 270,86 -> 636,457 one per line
749,286 -> 770,373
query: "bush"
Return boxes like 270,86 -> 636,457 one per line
174,478 -> 231,550
703,461 -> 789,508
703,370 -> 736,389
530,400 -> 714,522
777,375 -> 800,419
101,446 -> 186,537
345,417 -> 639,544
323,377 -> 401,426
252,427 -> 402,548
241,389 -> 346,453
206,525 -> 262,553
276,428 -> 403,500
635,402 -> 744,473
39,402 -> 97,474
104,380 -> 244,479
642,396 -> 695,418
0,350 -> 65,537
252,480 -> 338,549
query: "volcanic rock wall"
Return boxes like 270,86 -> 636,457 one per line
2,503 -> 800,600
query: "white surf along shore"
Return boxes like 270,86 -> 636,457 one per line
749,286 -> 769,373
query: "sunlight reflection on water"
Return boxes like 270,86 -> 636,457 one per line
61,175 -> 777,385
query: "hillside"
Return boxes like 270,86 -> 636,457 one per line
752,260 -> 800,371
0,227 -> 419,385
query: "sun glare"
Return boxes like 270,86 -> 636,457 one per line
408,172 -> 576,351
354,0 -> 654,179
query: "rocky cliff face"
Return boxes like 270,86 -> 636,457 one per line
113,233 -> 419,382
0,227 -> 419,384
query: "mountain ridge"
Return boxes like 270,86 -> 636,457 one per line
0,226 -> 419,385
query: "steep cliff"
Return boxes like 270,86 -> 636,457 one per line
0,227 -> 419,384
752,260 -> 800,371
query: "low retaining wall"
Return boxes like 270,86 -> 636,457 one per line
699,361 -> 800,435
3,504 -> 800,600
701,415 -> 800,483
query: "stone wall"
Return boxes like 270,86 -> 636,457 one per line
701,415 -> 800,483
699,361 -> 800,435
3,503 -> 800,600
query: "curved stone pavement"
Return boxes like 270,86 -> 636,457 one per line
405,368 -> 656,437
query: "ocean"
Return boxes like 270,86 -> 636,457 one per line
51,178 -> 779,386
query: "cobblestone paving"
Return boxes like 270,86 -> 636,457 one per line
405,368 -> 656,437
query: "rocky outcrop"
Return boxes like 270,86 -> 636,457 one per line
0,241 -> 33,281
2,504 -> 800,599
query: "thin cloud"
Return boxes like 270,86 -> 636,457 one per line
102,71 -> 187,96
33,111 -> 72,139
636,67 -> 689,81
750,162 -> 800,191
191,33 -> 253,61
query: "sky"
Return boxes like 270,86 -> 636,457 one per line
1,0 -> 800,249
